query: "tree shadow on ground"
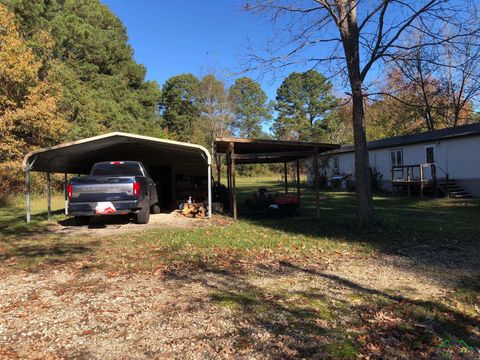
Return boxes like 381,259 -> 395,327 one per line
0,243 -> 90,258
164,261 -> 480,359
0,240 -> 99,268
0,209 -> 66,237
237,185 -> 480,295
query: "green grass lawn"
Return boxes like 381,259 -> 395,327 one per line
1,177 -> 479,358
1,176 -> 479,270
0,191 -> 65,235
235,175 -> 480,231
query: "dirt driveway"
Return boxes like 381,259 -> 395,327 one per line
51,212 -> 212,237
1,255 -> 478,359
1,194 -> 479,358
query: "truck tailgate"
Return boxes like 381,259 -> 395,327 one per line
70,176 -> 137,203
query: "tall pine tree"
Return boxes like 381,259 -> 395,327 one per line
273,70 -> 337,141
229,77 -> 271,138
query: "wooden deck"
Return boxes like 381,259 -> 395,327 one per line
391,164 -> 440,198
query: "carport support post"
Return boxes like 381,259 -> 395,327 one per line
284,162 -> 288,194
207,163 -> 212,218
230,142 -> 237,221
296,160 -> 300,198
64,173 -> 68,215
47,172 -> 51,221
227,154 -> 231,191
313,148 -> 320,219
26,170 -> 31,223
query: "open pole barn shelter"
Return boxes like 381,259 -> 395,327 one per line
23,132 -> 212,222
214,138 -> 340,220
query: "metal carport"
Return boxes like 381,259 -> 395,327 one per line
22,132 -> 212,222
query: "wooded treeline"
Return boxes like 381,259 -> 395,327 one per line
1,0 -> 478,197
0,0 -> 161,195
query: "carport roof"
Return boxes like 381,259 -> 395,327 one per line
23,132 -> 211,174
214,137 -> 339,164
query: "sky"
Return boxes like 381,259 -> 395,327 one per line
101,0 -> 285,100
100,0 -> 472,101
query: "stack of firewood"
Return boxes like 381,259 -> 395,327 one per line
181,203 -> 207,218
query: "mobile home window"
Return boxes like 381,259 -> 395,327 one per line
425,146 -> 435,163
333,157 -> 339,174
390,149 -> 403,167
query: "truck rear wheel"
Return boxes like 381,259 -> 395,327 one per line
151,204 -> 161,214
136,204 -> 150,224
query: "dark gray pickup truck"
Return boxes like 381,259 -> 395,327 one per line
68,161 -> 159,225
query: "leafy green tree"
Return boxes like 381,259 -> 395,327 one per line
0,3 -> 67,159
273,70 -> 337,141
160,73 -> 233,180
2,0 -> 162,138
196,74 -> 232,181
159,73 -> 200,141
321,103 -> 354,144
229,77 -> 271,138
0,3 -> 68,196
197,74 -> 231,144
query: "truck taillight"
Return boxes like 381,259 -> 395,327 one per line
133,181 -> 141,197
67,184 -> 73,199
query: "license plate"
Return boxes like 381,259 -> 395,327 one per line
94,202 -> 116,215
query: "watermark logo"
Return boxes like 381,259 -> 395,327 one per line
438,339 -> 474,350
435,339 -> 479,359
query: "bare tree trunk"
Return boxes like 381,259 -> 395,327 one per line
337,1 -> 377,226
453,107 -> 461,127
352,84 -> 376,225
248,0 -> 472,224
416,56 -> 436,131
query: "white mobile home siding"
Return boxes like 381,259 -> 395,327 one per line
320,135 -> 480,197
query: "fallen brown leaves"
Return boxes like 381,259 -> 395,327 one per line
354,299 -> 480,359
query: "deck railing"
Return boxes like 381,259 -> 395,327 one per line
391,164 -> 454,198
391,163 -> 437,183
391,163 -> 439,198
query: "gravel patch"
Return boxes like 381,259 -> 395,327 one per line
1,255 -> 473,359
0,270 -> 242,359
50,212 -> 222,237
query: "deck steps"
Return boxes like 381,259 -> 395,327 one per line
438,180 -> 473,199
